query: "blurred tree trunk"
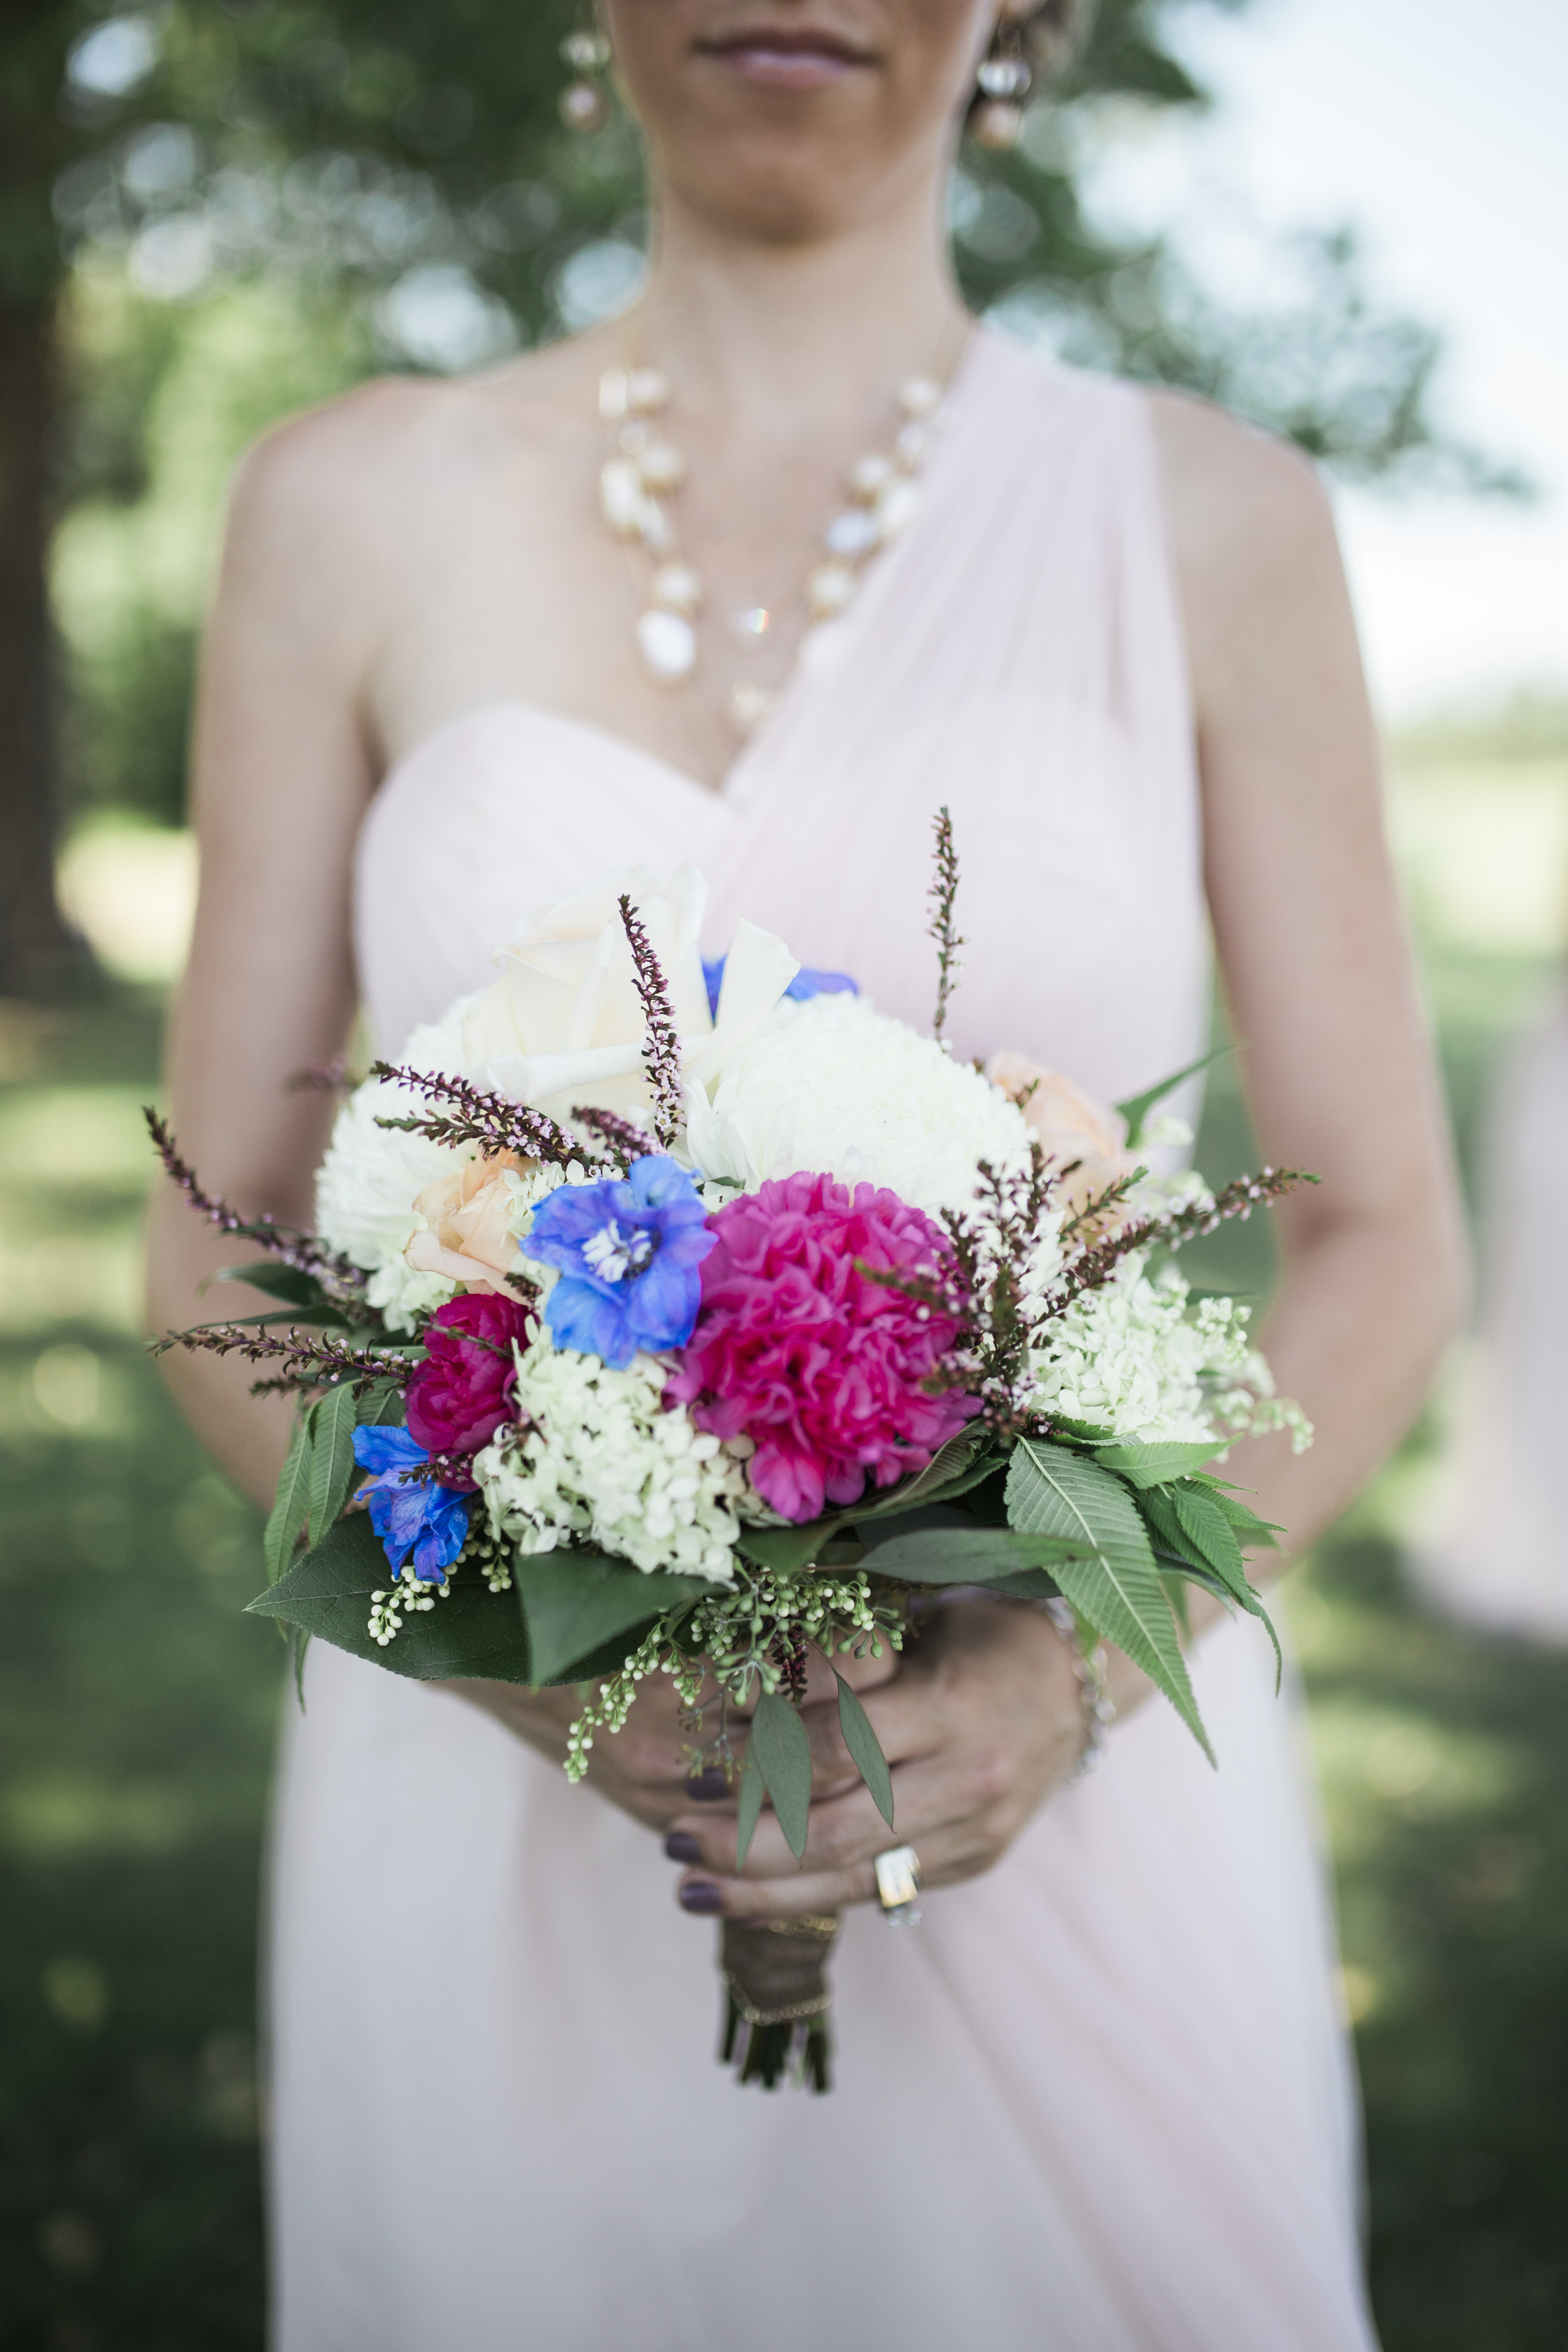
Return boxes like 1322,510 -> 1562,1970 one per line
0,296 -> 86,998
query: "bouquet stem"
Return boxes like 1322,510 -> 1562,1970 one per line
720,1915 -> 839,2093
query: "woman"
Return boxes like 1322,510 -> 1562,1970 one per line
147,4 -> 1466,2346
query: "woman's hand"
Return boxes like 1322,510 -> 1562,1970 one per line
442,1634 -> 900,1840
659,1601 -> 1087,1920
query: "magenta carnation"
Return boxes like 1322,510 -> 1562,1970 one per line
404,1291 -> 533,1489
664,1172 -> 977,1524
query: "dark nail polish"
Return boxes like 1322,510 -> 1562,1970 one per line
678,1879 -> 723,1915
686,1769 -> 730,1802
664,1831 -> 702,1865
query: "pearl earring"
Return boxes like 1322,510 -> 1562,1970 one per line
970,13 -> 1032,151
559,24 -> 612,134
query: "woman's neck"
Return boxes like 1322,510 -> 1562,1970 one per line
628,168 -> 972,433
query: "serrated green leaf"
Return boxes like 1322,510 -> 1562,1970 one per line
1171,1483 -> 1283,1687
248,1509 -> 535,1683
307,1382 -> 361,1540
1192,1478 -> 1283,1549
733,1438 -> 1000,1575
215,1260 -> 329,1308
1115,1044 -> 1229,1149
356,1379 -> 407,1428
859,1518 -> 1092,1585
292,1627 -> 311,1707
512,1549 -> 713,1688
750,1688 -> 813,1860
263,1415 -> 313,1584
1094,1439 -> 1222,1489
835,1676 -> 894,1828
735,1749 -> 766,1868
1006,1438 -> 1212,1760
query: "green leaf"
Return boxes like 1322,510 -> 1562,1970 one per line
215,1260 -> 330,1308
512,1549 -> 714,1688
356,1379 -> 407,1428
749,1688 -> 813,1860
835,1676 -> 894,1828
307,1382 -> 361,1541
1114,1045 -> 1230,1150
733,1438 -> 1000,1576
735,1749 -> 766,1869
1142,1485 -> 1283,1689
859,1518 -> 1092,1585
1093,1439 -> 1222,1489
263,1415 -> 314,1584
1006,1438 -> 1212,1759
248,1509 -> 536,1684
1192,1478 -> 1283,1550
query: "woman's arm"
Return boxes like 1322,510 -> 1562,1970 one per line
662,398 -> 1470,1921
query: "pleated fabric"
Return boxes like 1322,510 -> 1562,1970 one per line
269,331 -> 1379,2351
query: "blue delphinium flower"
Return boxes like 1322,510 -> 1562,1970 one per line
352,1424 -> 470,1582
702,954 -> 858,1020
524,1155 -> 716,1370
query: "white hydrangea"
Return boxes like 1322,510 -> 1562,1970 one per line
684,991 -> 1035,1217
1029,1261 -> 1258,1443
474,1333 -> 753,1584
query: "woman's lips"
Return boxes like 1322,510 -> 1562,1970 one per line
699,38 -> 872,90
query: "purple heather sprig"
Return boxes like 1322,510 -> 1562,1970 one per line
617,893 -> 685,1150
143,1109 -> 367,1296
926,803 -> 966,1044
149,1320 -> 420,1399
368,1062 -> 584,1167
1051,1168 -> 1315,1315
569,1104 -> 648,1171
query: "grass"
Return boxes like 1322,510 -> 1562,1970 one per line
3,845 -> 1568,2344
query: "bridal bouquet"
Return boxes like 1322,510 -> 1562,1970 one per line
152,814 -> 1310,2089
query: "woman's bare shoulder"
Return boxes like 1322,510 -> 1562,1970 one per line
1143,385 -> 1333,581
225,337 -> 601,573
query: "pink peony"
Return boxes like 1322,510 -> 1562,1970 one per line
405,1291 -> 534,1489
665,1172 -> 977,1524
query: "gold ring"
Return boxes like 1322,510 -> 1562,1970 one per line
873,1844 -> 923,1927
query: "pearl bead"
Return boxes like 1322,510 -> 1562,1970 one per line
848,452 -> 893,503
806,560 -> 857,619
976,56 -> 1030,98
894,420 -> 932,468
637,608 -> 697,684
824,507 -> 879,559
875,478 -> 921,539
598,369 -> 629,423
599,457 -> 646,538
637,440 -> 687,494
970,98 -> 1024,151
651,562 -> 703,616
729,682 -> 778,733
898,375 -> 942,419
559,80 -> 608,134
561,28 -> 611,72
627,368 -> 670,416
638,499 -> 675,555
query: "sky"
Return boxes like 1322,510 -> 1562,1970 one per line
1078,0 -> 1568,721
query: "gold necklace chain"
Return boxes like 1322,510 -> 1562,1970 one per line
596,326 -> 972,736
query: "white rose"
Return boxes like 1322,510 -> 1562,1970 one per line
460,866 -> 798,1123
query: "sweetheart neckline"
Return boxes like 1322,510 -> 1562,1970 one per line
374,697 -> 756,813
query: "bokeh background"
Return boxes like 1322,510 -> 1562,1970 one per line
2,1 -> 1565,2344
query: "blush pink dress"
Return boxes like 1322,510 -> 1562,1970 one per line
267,331 -> 1380,2352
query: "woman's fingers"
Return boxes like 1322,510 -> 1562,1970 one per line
667,1751 -> 980,1886
673,1794 -> 1002,1920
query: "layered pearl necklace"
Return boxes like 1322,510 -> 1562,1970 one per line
596,346 -> 965,735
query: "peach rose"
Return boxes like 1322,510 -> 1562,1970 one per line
404,1152 -> 529,1298
987,1052 -> 1135,1221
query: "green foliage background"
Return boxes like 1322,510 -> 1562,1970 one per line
34,0 -> 1496,829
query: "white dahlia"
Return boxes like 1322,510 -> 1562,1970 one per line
684,992 -> 1036,1217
